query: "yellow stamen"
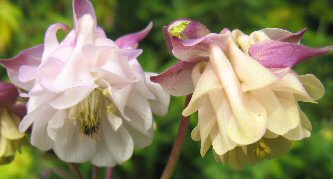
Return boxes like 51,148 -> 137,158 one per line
169,21 -> 191,39
255,140 -> 271,157
69,89 -> 104,137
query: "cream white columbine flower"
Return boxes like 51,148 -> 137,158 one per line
0,0 -> 169,166
151,19 -> 331,168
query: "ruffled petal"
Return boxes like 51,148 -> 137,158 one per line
210,45 -> 267,144
53,126 -> 96,163
73,0 -> 96,30
144,73 -> 170,116
226,37 -> 277,91
102,123 -> 134,164
261,28 -> 306,43
299,74 -> 325,101
115,22 -> 153,49
150,61 -> 196,96
42,23 -> 70,59
0,45 -> 44,90
249,40 -> 332,68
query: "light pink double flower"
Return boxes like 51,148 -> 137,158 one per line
152,19 -> 331,168
1,0 -> 169,166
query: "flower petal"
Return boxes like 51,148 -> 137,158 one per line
115,22 -> 153,49
227,37 -> 277,91
0,45 -> 44,90
73,0 -> 96,30
249,40 -> 332,68
0,109 -> 24,140
53,126 -> 96,163
102,123 -> 134,164
299,74 -> 325,101
210,45 -> 267,145
150,61 -> 196,96
49,85 -> 97,109
261,28 -> 306,43
144,73 -> 170,116
43,23 -> 70,59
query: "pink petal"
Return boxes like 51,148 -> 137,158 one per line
150,61 -> 197,96
115,22 -> 153,49
0,45 -> 44,90
0,82 -> 19,108
73,0 -> 96,29
43,23 -> 70,59
262,28 -> 306,44
49,85 -> 97,109
163,19 -> 210,51
249,40 -> 333,68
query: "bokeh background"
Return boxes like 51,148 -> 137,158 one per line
1,0 -> 333,178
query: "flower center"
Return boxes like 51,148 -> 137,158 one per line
168,21 -> 190,39
69,89 -> 104,137
255,140 -> 271,157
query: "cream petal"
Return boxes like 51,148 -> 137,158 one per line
0,109 -> 24,140
49,85 -> 97,109
53,127 -> 96,163
30,106 -> 57,151
182,62 -> 222,117
46,110 -> 71,145
144,73 -> 170,116
106,111 -> 123,131
283,110 -> 312,140
126,93 -> 152,132
252,88 -> 300,135
271,70 -> 314,102
91,136 -> 116,167
299,74 -> 325,101
227,37 -> 277,91
102,123 -> 134,164
210,45 -> 267,145
109,84 -> 133,115
191,126 -> 200,141
197,97 -> 216,156
208,90 -> 237,155
19,103 -> 56,133
123,122 -> 153,148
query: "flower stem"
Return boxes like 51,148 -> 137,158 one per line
70,163 -> 84,179
105,167 -> 113,179
92,166 -> 98,179
161,95 -> 192,179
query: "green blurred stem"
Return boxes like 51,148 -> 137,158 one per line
92,166 -> 98,179
106,167 -> 113,179
70,163 -> 84,179
161,95 -> 192,179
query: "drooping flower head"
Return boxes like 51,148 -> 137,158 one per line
0,82 -> 26,164
151,19 -> 331,168
0,0 -> 169,166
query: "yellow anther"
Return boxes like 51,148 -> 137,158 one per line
69,89 -> 104,137
255,140 -> 271,157
169,21 -> 191,39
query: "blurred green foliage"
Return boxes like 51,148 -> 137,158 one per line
1,0 -> 333,178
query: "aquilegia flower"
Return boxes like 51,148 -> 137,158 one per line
151,19 -> 331,168
0,82 -> 26,164
0,0 -> 169,166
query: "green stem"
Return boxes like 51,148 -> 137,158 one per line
70,163 -> 84,179
106,167 -> 113,179
161,95 -> 192,179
